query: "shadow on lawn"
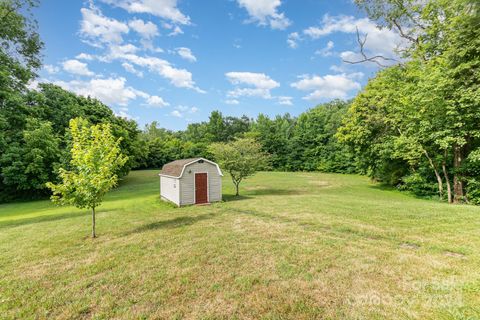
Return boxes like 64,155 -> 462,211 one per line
125,212 -> 217,235
223,194 -> 251,202
0,209 -> 101,229
223,188 -> 303,202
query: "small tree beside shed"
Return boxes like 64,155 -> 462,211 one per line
209,138 -> 269,196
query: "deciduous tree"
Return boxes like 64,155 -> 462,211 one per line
209,138 -> 269,196
46,118 -> 127,238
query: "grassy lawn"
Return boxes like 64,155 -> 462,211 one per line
1,171 -> 479,319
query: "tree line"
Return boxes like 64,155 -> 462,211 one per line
1,0 -> 479,205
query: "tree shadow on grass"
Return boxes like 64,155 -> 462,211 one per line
223,194 -> 251,202
0,209 -> 102,229
223,188 -> 303,202
124,212 -> 217,235
368,184 -> 397,192
0,207 -> 119,230
246,188 -> 304,196
368,184 -> 440,201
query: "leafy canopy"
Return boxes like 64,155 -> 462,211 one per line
46,118 -> 128,209
209,138 -> 269,195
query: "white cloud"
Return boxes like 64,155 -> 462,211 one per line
278,96 -> 293,105
113,53 -> 203,92
225,99 -> 240,105
53,77 -> 146,106
128,18 -> 159,39
170,110 -> 182,118
176,47 -> 196,62
109,43 -> 139,56
116,106 -> 136,119
62,59 -> 95,76
101,0 -> 190,25
75,53 -> 94,61
315,40 -> 334,57
80,7 -> 129,45
226,72 -> 279,89
303,15 -> 402,59
146,95 -> 169,107
236,0 -> 291,30
171,105 -> 198,118
226,71 -> 280,99
291,73 -> 361,100
168,25 -> 184,36
122,62 -> 143,77
44,64 -> 59,74
287,32 -> 300,49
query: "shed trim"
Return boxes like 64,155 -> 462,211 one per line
158,158 -> 223,178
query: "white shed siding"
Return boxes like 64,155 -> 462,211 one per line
160,176 -> 180,206
179,161 -> 222,205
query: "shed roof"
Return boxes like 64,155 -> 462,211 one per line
159,158 -> 223,178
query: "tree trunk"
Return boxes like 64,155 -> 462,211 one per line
442,161 -> 452,204
423,150 -> 443,198
235,182 -> 240,196
453,145 -> 464,203
92,206 -> 96,238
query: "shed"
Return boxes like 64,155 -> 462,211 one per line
159,158 -> 223,206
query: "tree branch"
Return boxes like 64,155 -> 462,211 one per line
342,27 -> 398,67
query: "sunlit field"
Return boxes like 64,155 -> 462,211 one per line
1,171 -> 479,319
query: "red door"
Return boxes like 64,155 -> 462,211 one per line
195,173 -> 208,204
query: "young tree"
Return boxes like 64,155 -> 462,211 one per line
209,138 -> 269,196
46,118 -> 127,238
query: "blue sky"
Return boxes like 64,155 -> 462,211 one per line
33,0 -> 401,130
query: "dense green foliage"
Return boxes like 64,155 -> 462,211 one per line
209,138 -> 269,195
135,101 -> 357,175
0,0 -> 43,92
0,84 -> 141,201
46,118 -> 127,237
339,0 -> 480,203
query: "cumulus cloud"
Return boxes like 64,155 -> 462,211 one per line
101,0 -> 190,25
75,53 -> 95,60
278,96 -> 293,105
303,15 -> 402,60
53,77 -> 145,106
62,59 -> 95,76
291,73 -> 361,100
176,47 -> 196,62
146,95 -> 169,107
170,110 -> 182,118
315,40 -> 334,57
225,99 -> 240,105
287,32 -> 300,49
170,105 -> 198,118
128,18 -> 159,39
52,76 -> 170,111
109,43 -> 140,56
226,71 -> 280,99
80,7 -> 129,45
110,53 -> 203,92
44,64 -> 60,74
122,62 -> 143,77
236,0 -> 291,30
168,25 -> 184,36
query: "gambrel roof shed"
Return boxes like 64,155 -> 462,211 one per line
159,158 -> 223,206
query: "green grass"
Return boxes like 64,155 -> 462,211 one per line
1,171 -> 480,319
